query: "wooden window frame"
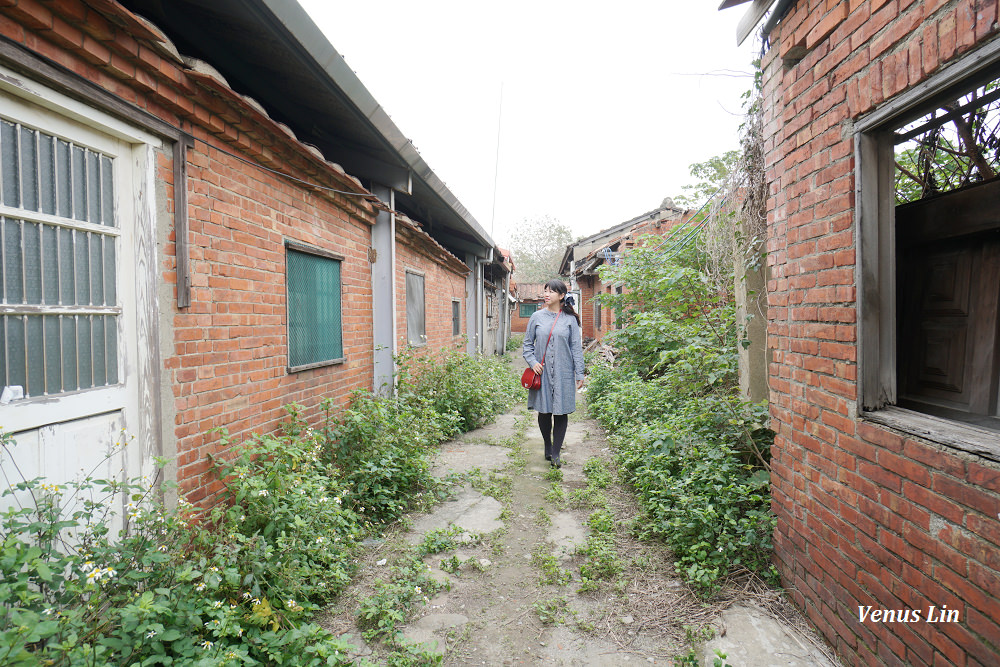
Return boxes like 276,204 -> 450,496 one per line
451,298 -> 461,337
855,39 -> 1000,461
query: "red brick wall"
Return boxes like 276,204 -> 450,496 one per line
174,145 -> 374,505
762,1 -> 1000,665
395,227 -> 468,356
0,0 -> 380,505
578,275 -> 603,341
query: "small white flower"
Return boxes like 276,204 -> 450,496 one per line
196,583 -> 206,592
316,537 -> 324,544
158,545 -> 168,552
242,592 -> 252,599
334,497 -> 342,505
414,586 -> 422,595
319,497 -> 328,503
42,608 -> 54,616
258,489 -> 269,497
286,599 -> 296,608
213,601 -> 223,608
146,630 -> 157,638
201,640 -> 213,649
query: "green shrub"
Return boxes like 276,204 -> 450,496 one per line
398,348 -> 522,433
586,238 -> 776,595
0,430 -> 358,666
1,351 -> 519,665
355,556 -> 447,641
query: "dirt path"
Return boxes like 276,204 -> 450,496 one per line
318,397 -> 838,666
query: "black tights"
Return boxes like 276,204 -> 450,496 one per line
538,413 -> 568,461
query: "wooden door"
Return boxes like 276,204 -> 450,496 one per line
896,180 -> 1000,425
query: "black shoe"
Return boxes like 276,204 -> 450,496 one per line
545,453 -> 552,461
550,458 -> 561,469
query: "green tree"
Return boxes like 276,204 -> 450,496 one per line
507,215 -> 574,283
674,150 -> 740,209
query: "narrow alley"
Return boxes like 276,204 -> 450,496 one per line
317,380 -> 838,666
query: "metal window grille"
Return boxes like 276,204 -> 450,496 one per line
286,248 -> 342,368
519,303 -> 535,318
0,118 -> 118,397
406,272 -> 424,345
451,299 -> 460,336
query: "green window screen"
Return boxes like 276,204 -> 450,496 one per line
519,303 -> 535,318
286,248 -> 342,368
452,299 -> 460,336
406,272 -> 425,345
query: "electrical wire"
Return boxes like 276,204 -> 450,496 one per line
615,186 -> 722,267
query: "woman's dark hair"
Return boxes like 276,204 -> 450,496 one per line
544,279 -> 580,326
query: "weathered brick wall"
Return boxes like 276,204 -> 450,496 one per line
394,224 -> 468,357
578,275 -> 603,341
0,0 -> 380,505
762,1 -> 1000,664
174,145 -> 374,504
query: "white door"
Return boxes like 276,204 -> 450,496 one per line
0,73 -> 159,523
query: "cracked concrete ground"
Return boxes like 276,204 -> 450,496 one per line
319,392 -> 839,666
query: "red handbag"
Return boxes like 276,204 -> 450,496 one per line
521,366 -> 541,390
521,312 -> 560,391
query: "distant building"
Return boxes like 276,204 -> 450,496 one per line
560,199 -> 692,342
512,283 -> 546,334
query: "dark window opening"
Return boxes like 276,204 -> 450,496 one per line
893,72 -> 1000,430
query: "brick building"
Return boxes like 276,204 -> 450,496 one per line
511,282 -> 545,334
0,0 -> 504,507
560,200 -> 691,342
725,1 -> 1000,664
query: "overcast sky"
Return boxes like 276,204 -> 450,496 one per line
298,1 -> 761,245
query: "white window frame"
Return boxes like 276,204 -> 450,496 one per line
855,40 -> 1000,460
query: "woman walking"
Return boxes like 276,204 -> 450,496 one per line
522,279 -> 585,468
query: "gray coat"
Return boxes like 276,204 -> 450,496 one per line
523,308 -> 585,415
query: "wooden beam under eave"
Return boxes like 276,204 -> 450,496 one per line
737,0 -> 777,45
174,134 -> 195,308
